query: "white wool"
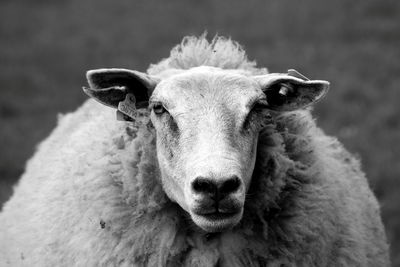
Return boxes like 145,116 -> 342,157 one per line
148,35 -> 268,75
0,36 -> 390,266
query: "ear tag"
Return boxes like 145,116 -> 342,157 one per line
116,110 -> 134,121
117,94 -> 137,120
288,69 -> 310,81
279,83 -> 293,96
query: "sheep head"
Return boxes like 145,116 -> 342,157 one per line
84,66 -> 329,233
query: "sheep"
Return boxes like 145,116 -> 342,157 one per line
0,35 -> 390,266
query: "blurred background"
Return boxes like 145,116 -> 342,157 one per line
0,0 -> 399,264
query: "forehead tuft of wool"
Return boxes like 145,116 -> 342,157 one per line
148,34 -> 268,75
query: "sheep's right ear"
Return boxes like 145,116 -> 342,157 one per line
83,68 -> 159,109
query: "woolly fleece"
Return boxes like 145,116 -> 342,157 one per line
0,36 -> 390,266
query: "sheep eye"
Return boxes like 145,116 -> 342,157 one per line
242,100 -> 268,130
152,103 -> 167,115
251,100 -> 268,112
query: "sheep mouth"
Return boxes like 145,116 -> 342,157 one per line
198,211 -> 238,220
190,209 -> 243,232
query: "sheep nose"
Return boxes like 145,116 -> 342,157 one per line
191,176 -> 242,201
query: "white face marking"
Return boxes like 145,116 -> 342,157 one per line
150,67 -> 266,232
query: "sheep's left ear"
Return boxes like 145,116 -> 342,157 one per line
254,69 -> 329,111
83,68 -> 159,109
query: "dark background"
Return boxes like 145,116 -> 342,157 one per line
1,0 -> 399,264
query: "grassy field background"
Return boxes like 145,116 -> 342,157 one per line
1,0 -> 399,264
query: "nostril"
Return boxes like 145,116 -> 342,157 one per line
219,176 -> 241,195
192,178 -> 217,195
192,176 -> 241,201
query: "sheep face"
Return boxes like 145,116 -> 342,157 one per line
84,66 -> 329,233
150,67 -> 263,232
